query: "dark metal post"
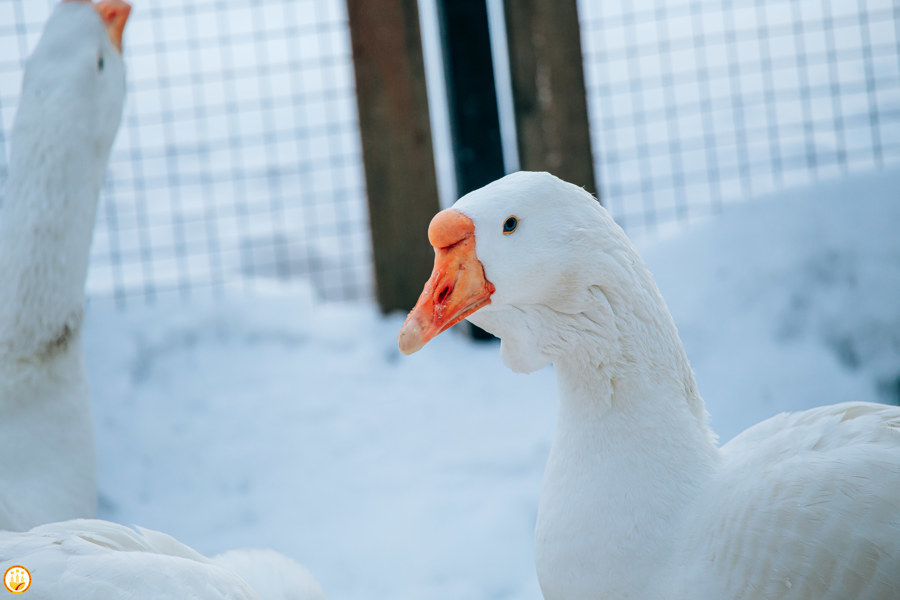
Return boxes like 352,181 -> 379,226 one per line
436,0 -> 504,340
436,0 -> 506,196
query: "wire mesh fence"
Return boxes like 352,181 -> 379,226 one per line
578,0 -> 900,236
1,0 -> 898,305
0,0 -> 370,306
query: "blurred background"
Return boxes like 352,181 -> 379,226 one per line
2,0 -> 896,308
1,1 -> 898,599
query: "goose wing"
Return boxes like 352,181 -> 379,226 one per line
671,402 -> 900,599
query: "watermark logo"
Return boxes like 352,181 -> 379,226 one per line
3,566 -> 30,594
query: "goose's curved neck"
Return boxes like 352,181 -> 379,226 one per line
556,280 -> 717,451
0,104 -> 101,529
0,115 -> 105,359
552,345 -> 719,488
535,266 -> 719,598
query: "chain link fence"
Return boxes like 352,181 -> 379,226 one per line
1,0 -> 370,305
1,0 -> 898,304
579,0 -> 900,235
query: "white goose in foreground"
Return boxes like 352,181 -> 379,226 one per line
399,171 -> 900,599
0,4 -> 327,598
0,519 -> 326,600
0,0 -> 130,532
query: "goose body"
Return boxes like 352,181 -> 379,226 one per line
0,519 -> 327,600
399,171 -> 900,599
0,5 -> 329,599
0,0 -> 129,531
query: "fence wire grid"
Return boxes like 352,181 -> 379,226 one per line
579,0 -> 900,234
0,0 -> 370,305
1,0 -> 898,305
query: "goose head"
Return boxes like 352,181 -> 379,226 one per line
399,171 -> 654,374
16,0 -> 130,163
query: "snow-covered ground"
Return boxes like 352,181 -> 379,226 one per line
85,169 -> 900,600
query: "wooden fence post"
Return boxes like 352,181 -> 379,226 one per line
504,0 -> 598,198
347,0 -> 442,313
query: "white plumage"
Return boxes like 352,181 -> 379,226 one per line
0,519 -> 326,600
399,171 -> 900,599
0,4 -> 327,598
671,403 -> 900,599
0,0 -> 128,531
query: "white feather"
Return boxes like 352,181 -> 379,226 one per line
0,520 -> 329,600
0,520 -> 255,600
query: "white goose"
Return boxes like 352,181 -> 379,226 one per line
0,0 -> 129,531
0,4 -> 327,598
399,171 -> 900,599
0,519 -> 327,600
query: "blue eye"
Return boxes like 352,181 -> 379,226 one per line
503,216 -> 518,234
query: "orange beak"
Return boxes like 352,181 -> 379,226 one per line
64,0 -> 131,52
96,0 -> 131,53
398,209 -> 495,355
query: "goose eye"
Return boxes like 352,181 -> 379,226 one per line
503,216 -> 518,235
97,55 -> 104,71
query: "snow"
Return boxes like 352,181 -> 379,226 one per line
84,168 -> 900,599
641,168 -> 900,440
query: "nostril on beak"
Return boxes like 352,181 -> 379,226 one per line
436,284 -> 452,305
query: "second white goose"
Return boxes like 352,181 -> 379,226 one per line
0,0 -> 129,531
0,5 -> 328,599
